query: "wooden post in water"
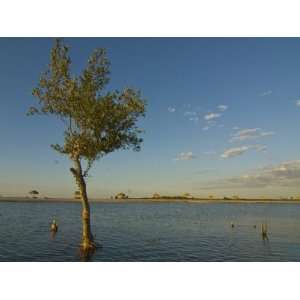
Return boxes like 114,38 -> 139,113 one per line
261,223 -> 268,240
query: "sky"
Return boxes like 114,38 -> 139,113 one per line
0,37 -> 300,198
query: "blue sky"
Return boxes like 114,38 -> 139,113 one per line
0,38 -> 300,198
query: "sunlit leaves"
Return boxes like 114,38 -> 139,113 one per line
30,39 -> 146,177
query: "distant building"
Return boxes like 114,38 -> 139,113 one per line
115,192 -> 128,199
153,193 -> 160,199
183,193 -> 192,199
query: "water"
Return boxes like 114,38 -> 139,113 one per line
1,201 -> 300,261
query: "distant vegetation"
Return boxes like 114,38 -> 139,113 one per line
151,193 -> 194,199
29,190 -> 39,198
115,193 -> 128,199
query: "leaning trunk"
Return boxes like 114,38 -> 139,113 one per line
71,159 -> 96,253
79,177 -> 94,250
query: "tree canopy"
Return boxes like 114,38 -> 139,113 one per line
29,190 -> 39,195
29,39 -> 146,177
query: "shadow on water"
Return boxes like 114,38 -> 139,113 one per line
262,236 -> 272,257
50,231 -> 57,239
79,248 -> 95,262
261,223 -> 272,257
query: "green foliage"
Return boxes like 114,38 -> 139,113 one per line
115,192 -> 128,199
29,190 -> 39,195
29,39 -> 146,176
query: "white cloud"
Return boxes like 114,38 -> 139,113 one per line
184,104 -> 192,108
225,160 -> 300,188
230,128 -> 260,142
175,152 -> 196,161
202,126 -> 210,131
217,105 -> 228,112
232,126 -> 239,130
204,113 -> 221,121
237,128 -> 260,135
221,144 -> 267,159
221,146 -> 250,159
260,131 -> 275,137
296,100 -> 300,107
230,128 -> 275,142
198,160 -> 300,191
189,117 -> 199,122
221,144 -> 267,158
184,111 -> 196,116
260,90 -> 272,96
168,107 -> 176,113
254,144 -> 267,152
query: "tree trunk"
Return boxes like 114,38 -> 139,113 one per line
71,159 -> 96,254
79,175 -> 94,250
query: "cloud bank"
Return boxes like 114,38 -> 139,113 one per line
175,152 -> 196,161
260,90 -> 272,96
204,113 -> 221,121
230,128 -> 275,142
200,160 -> 300,190
217,105 -> 228,112
221,146 -> 250,158
221,144 -> 267,159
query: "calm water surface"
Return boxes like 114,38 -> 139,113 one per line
1,201 -> 300,261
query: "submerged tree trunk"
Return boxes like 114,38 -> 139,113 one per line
71,158 -> 96,254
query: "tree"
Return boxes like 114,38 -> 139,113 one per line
28,39 -> 146,254
115,192 -> 128,199
29,190 -> 39,198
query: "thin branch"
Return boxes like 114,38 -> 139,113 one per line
83,159 -> 94,178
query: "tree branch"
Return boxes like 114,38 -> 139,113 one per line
82,159 -> 94,178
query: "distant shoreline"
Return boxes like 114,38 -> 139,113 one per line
1,197 -> 300,204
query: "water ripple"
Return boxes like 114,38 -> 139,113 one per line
1,201 -> 300,261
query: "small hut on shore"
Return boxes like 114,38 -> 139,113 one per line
183,193 -> 192,199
